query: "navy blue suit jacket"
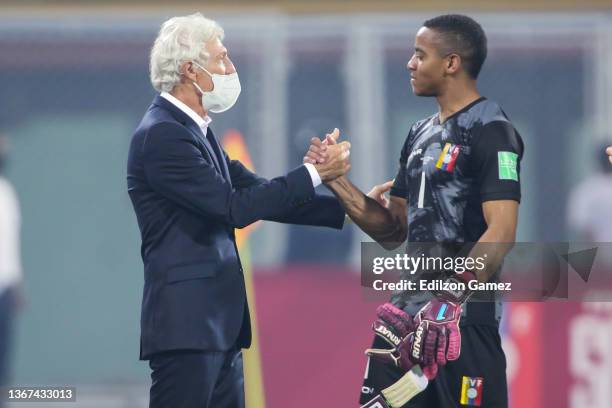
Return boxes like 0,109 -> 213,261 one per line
127,95 -> 345,360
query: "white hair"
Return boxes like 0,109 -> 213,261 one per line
150,13 -> 225,93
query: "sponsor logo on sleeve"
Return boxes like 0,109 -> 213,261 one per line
498,151 -> 518,181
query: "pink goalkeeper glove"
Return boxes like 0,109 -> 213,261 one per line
366,303 -> 439,380
410,270 -> 477,377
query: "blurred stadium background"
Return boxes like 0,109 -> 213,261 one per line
2,0 -> 612,407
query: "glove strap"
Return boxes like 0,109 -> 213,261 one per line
381,366 -> 429,407
365,347 -> 402,367
372,320 -> 403,348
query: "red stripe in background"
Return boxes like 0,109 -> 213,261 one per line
255,266 -> 376,408
446,145 -> 460,172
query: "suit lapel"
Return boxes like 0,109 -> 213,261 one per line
206,129 -> 231,183
152,95 -> 223,175
186,123 -> 223,175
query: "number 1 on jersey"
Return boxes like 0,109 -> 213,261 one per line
418,171 -> 426,208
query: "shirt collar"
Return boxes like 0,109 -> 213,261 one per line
160,92 -> 212,133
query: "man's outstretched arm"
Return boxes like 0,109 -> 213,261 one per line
325,177 -> 407,248
304,132 -> 407,248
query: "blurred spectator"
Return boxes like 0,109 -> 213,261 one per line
0,135 -> 23,405
567,143 -> 612,241
607,145 -> 612,164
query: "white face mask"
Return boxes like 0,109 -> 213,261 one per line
192,62 -> 241,113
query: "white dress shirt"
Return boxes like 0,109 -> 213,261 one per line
159,92 -> 321,187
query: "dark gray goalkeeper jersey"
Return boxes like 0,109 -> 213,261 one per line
389,97 -> 524,323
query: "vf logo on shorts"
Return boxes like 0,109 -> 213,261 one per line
460,376 -> 483,406
436,143 -> 461,172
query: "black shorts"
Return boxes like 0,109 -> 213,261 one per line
360,325 -> 507,408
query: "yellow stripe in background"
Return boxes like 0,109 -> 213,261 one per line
242,245 -> 266,408
436,143 -> 451,169
223,130 -> 266,408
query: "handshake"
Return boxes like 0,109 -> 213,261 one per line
302,128 -> 351,183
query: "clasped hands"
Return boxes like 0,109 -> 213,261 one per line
303,129 -> 395,206
303,128 -> 351,183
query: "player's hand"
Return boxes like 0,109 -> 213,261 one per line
302,128 -> 350,182
606,146 -> 612,165
303,128 -> 340,165
367,180 -> 394,208
411,299 -> 462,376
312,140 -> 351,182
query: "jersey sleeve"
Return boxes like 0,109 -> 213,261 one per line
471,120 -> 524,203
390,132 -> 412,198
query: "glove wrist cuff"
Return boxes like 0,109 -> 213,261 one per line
434,270 -> 477,303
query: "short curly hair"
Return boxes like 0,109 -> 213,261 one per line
149,13 -> 225,93
423,14 -> 487,79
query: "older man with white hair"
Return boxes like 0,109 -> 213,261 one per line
127,13 -> 350,408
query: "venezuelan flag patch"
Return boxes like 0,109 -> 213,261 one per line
460,376 -> 483,406
436,143 -> 461,172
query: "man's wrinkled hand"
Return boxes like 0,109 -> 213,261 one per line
303,128 -> 350,182
303,128 -> 340,165
314,141 -> 350,182
367,180 -> 394,208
